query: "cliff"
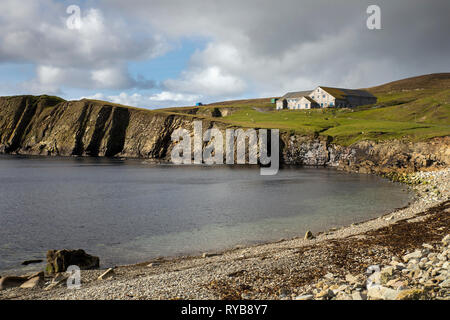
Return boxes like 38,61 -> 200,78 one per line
0,95 -> 448,174
0,95 -> 210,159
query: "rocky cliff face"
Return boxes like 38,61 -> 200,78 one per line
282,134 -> 450,174
0,95 -> 214,159
0,95 -> 448,173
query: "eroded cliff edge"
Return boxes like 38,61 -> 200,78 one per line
0,95 -> 448,174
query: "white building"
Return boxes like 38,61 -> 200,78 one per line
276,91 -> 318,110
276,86 -> 377,110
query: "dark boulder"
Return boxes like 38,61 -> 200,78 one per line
0,276 -> 29,290
22,259 -> 43,266
46,249 -> 100,274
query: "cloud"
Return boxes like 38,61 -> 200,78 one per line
149,91 -> 200,102
81,91 -> 201,108
164,65 -> 246,97
0,0 -> 164,93
105,0 -> 450,96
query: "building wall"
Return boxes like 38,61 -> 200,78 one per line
276,100 -> 286,110
287,98 -> 299,109
285,97 -> 317,109
309,87 -> 336,108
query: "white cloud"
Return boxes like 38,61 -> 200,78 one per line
164,66 -> 246,97
80,91 -> 201,109
149,91 -> 200,102
0,1 -> 164,93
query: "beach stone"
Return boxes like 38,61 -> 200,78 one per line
241,293 -> 251,299
380,266 -> 395,284
304,230 -> 315,240
98,268 -> 115,280
394,263 -> 406,271
46,249 -> 99,274
315,289 -> 334,299
345,273 -> 358,284
0,276 -> 28,290
396,288 -> 427,300
367,286 -> 399,300
403,250 -> 423,262
20,272 -> 44,289
329,284 -> 339,291
428,252 -> 437,259
295,294 -> 313,300
147,262 -> 160,267
440,279 -> 450,288
278,288 -> 291,297
351,291 -> 365,300
202,252 -> 220,258
335,292 -> 352,300
22,259 -> 43,266
442,234 -> 450,246
324,272 -> 334,280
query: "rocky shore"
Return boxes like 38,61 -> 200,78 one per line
0,168 -> 449,300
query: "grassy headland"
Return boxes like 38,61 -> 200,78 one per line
162,73 -> 450,146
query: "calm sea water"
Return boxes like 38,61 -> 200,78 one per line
0,155 -> 413,274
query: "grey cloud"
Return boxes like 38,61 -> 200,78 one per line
0,0 -> 162,92
104,0 -> 450,97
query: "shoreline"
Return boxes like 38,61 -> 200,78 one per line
0,167 -> 448,300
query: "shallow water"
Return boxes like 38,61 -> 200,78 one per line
0,155 -> 413,273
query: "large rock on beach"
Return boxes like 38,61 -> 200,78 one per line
46,249 -> 99,274
0,276 -> 29,290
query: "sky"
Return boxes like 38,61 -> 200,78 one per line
0,0 -> 449,109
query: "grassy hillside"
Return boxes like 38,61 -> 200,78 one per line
162,73 -> 450,146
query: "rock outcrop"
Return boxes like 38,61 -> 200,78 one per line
0,271 -> 44,290
0,95 -> 448,174
46,249 -> 100,274
283,134 -> 450,174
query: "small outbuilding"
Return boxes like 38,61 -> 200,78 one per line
276,90 -> 318,110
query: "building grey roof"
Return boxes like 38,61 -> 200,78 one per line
280,90 -> 312,100
318,87 -> 376,99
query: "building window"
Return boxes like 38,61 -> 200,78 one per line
321,103 -> 323,107
323,95 -> 325,98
